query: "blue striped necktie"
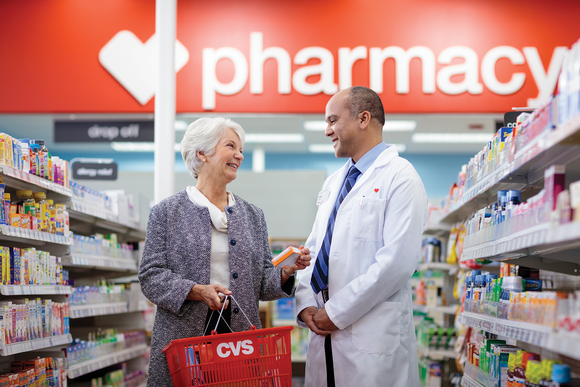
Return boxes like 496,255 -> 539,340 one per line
311,165 -> 361,294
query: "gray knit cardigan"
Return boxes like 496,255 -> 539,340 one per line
138,190 -> 294,387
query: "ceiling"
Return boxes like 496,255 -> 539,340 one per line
0,112 -> 503,156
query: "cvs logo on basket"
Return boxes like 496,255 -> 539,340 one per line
216,340 -> 256,359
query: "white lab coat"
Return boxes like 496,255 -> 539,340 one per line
295,146 -> 428,387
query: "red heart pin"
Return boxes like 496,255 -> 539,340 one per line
374,188 -> 379,193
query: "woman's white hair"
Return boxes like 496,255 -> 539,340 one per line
180,117 -> 245,179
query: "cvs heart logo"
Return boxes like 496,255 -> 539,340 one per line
99,31 -> 189,105
216,339 -> 256,359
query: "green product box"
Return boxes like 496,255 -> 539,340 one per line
492,344 -> 520,386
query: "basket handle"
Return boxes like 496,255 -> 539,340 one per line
203,294 -> 256,336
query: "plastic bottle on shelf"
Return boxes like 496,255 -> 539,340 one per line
3,192 -> 10,225
20,142 -> 30,174
47,199 -> 56,234
31,139 -> 48,179
538,359 -> 561,387
29,144 -> 39,176
524,360 -> 541,387
550,363 -> 572,387
32,192 -> 49,233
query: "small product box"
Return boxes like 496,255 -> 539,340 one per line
271,246 -> 301,267
544,165 -> 566,212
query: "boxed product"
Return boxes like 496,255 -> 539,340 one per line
271,246 -> 301,267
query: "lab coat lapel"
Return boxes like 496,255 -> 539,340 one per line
343,145 -> 399,201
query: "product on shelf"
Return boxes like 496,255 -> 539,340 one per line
421,236 -> 444,263
0,298 -> 69,346
1,188 -> 70,236
0,246 -> 68,286
64,329 -> 146,368
70,281 -> 128,307
72,233 -> 136,259
460,265 -> 580,336
89,365 -> 147,387
2,357 -> 66,387
0,134 -> 69,186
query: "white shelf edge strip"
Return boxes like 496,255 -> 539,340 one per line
460,221 -> 580,262
0,334 -> 72,356
68,253 -> 137,270
0,165 -> 72,197
0,225 -> 72,245
67,344 -> 149,379
460,312 -> 580,360
0,285 -> 71,295
70,302 -> 129,318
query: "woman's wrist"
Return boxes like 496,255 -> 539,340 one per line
282,268 -> 296,277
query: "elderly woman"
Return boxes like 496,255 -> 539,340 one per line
138,117 -> 310,387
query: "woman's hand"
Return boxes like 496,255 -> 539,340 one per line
187,284 -> 232,310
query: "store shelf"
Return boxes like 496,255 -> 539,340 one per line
291,355 -> 307,363
67,344 -> 149,379
461,362 -> 498,387
0,225 -> 72,246
417,262 -> 458,272
417,343 -> 457,361
414,304 -> 458,315
460,312 -> 580,360
441,113 -> 580,225
0,285 -> 71,295
62,253 -> 138,272
0,334 -> 72,356
460,221 -> 580,275
0,165 -> 72,199
68,199 -> 146,241
272,319 -> 297,327
70,302 -> 129,319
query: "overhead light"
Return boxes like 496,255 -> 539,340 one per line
111,142 -> 182,152
412,133 -> 494,143
245,133 -> 304,143
383,120 -> 416,131
308,143 -> 406,153
174,120 -> 189,131
304,121 -> 327,131
394,144 -> 406,153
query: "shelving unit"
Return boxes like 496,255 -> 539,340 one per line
413,304 -> 458,315
63,253 -> 138,272
460,312 -> 580,361
460,362 -> 498,387
67,343 -> 149,379
0,285 -> 71,295
70,302 -> 129,319
417,343 -> 457,361
429,111 -> 580,386
0,166 -> 148,383
0,334 -> 72,356
441,113 -> 580,225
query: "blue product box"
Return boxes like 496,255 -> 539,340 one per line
276,298 -> 295,321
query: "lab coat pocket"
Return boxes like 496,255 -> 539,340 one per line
350,197 -> 386,241
351,301 -> 401,355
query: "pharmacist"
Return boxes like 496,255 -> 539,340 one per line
295,86 -> 428,387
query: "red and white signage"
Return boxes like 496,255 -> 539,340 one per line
213,338 -> 259,362
1,0 -> 579,113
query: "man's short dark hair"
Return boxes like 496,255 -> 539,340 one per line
346,86 -> 385,126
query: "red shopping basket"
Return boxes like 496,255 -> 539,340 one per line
162,296 -> 294,387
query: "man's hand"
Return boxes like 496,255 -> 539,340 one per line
313,306 -> 338,332
187,284 -> 232,310
299,306 -> 333,336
